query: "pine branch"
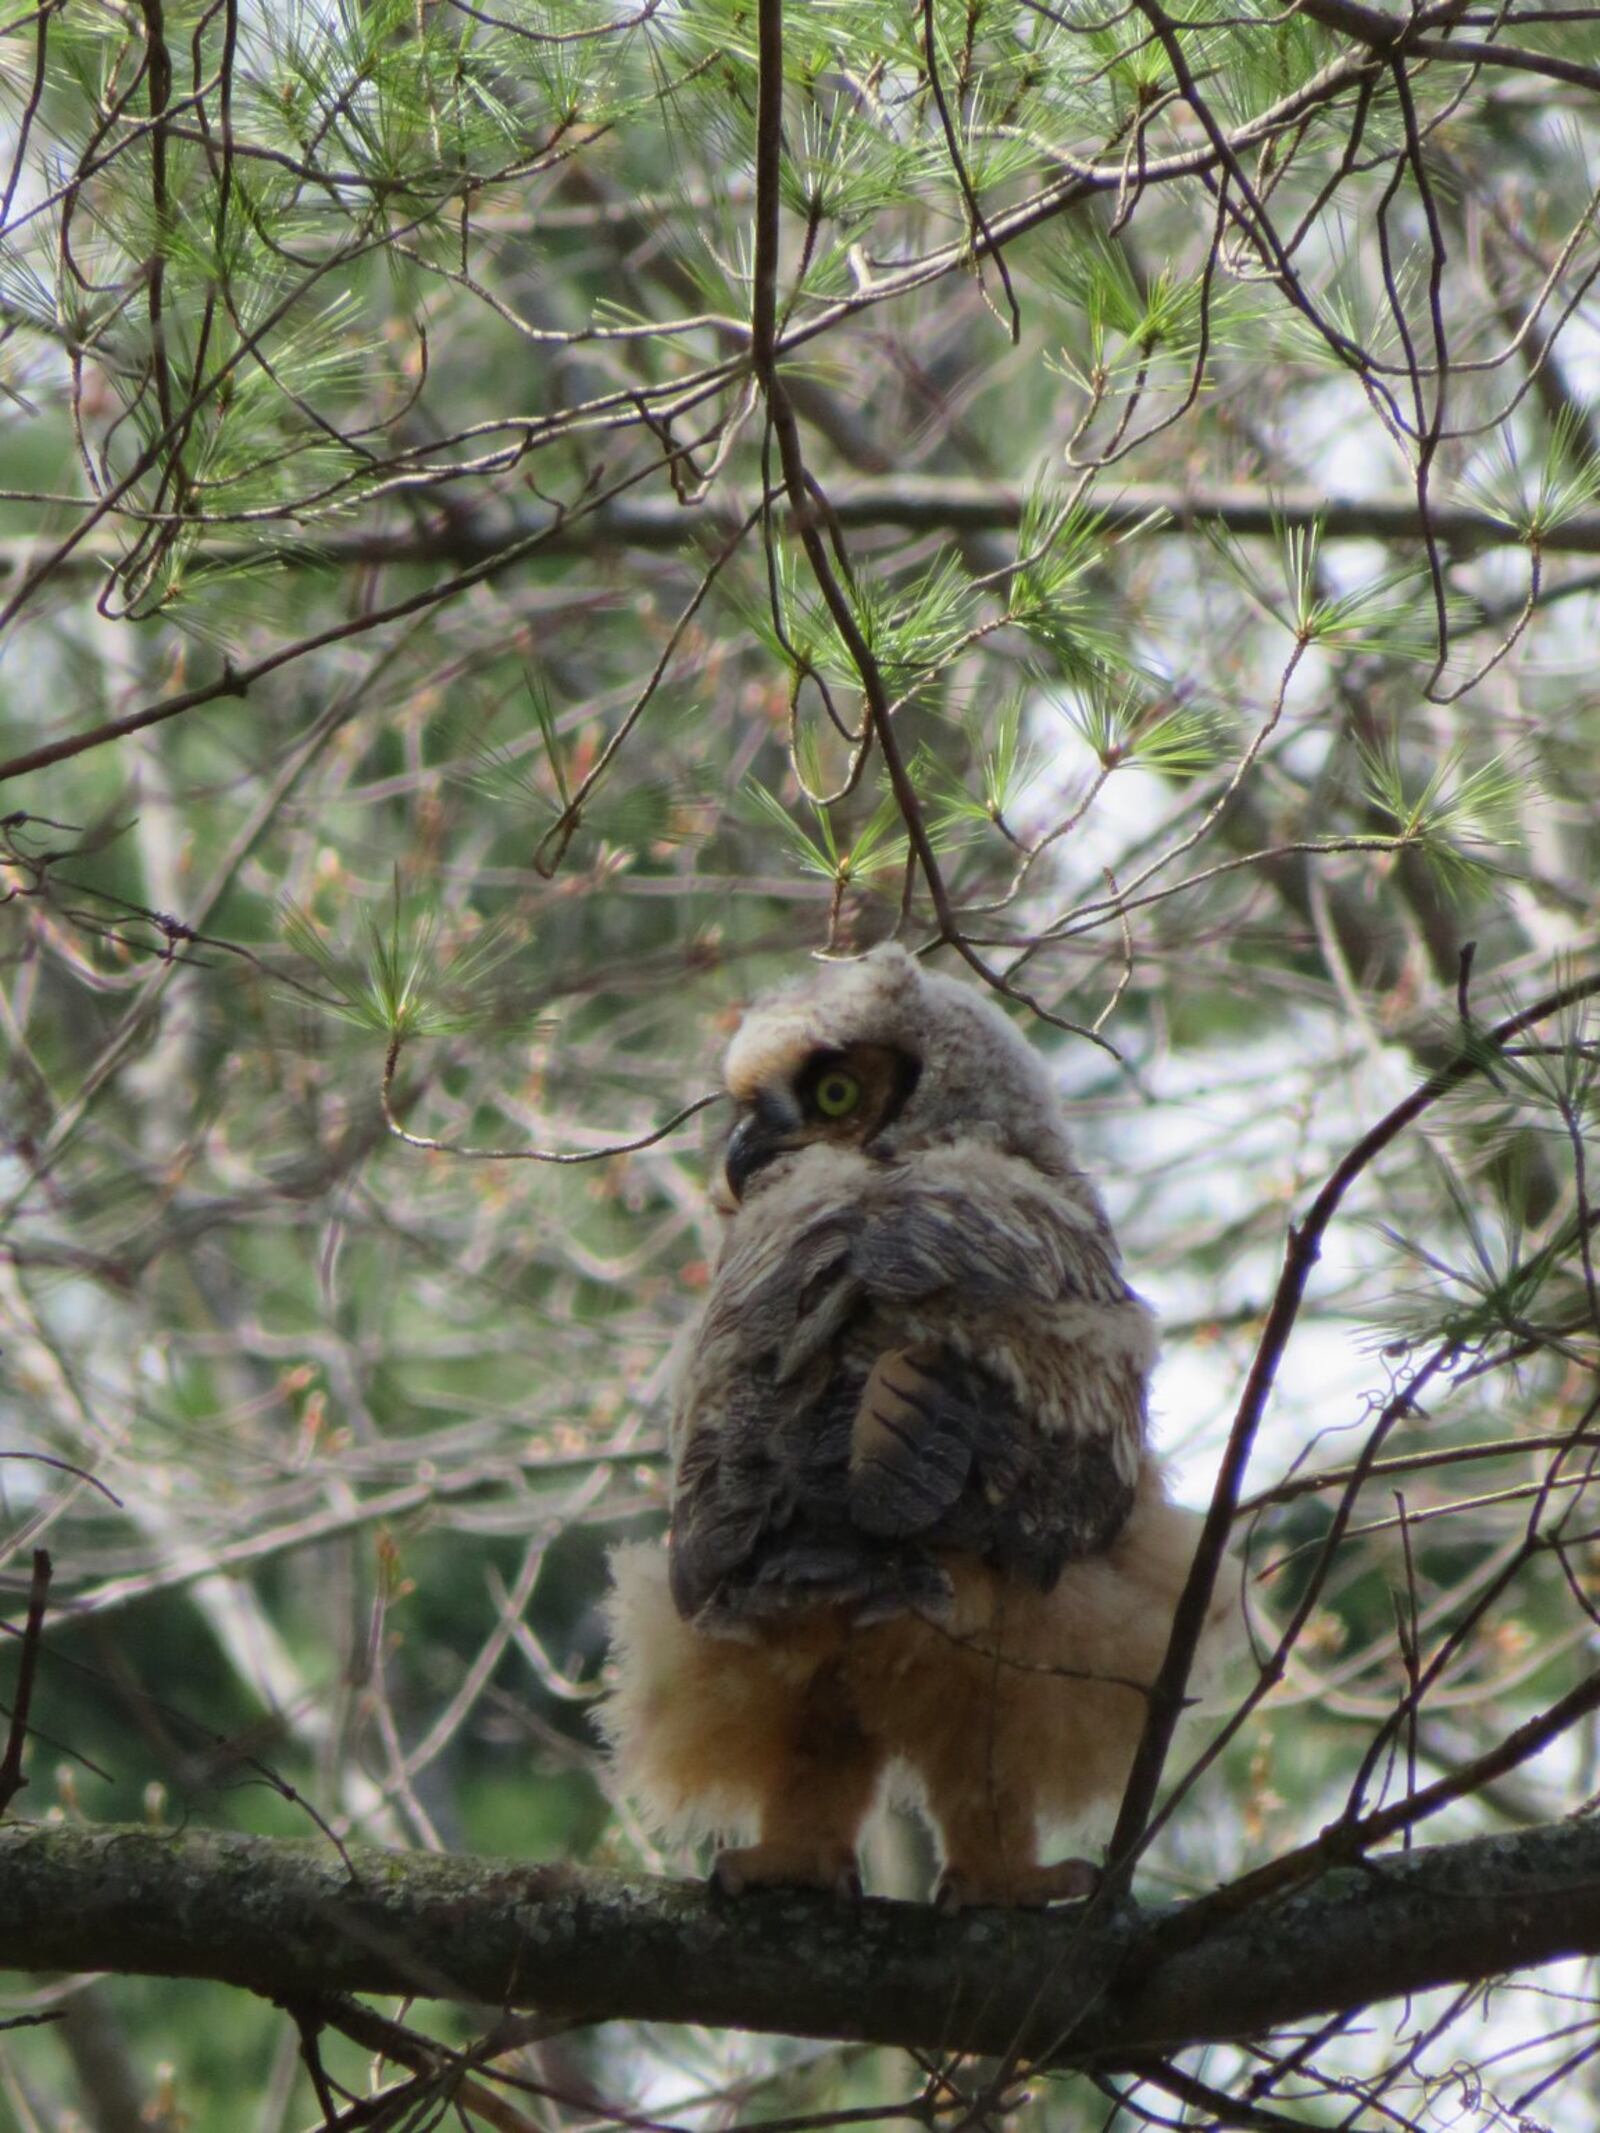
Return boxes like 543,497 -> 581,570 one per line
3,1819 -> 1598,2065
6,482 -> 1600,580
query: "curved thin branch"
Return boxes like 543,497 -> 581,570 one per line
1107,964 -> 1600,1877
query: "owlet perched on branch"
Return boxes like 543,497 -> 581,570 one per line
602,945 -> 1228,1907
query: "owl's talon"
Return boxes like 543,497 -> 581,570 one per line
711,1840 -> 862,1898
935,1856 -> 1101,1910
709,1851 -> 747,1898
933,1869 -> 964,1916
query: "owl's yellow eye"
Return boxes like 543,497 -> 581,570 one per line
813,1069 -> 861,1119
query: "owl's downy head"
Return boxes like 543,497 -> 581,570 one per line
718,944 -> 1079,1202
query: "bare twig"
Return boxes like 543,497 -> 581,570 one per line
0,1551 -> 51,1816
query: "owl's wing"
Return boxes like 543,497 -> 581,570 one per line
846,1172 -> 1146,1578
668,1353 -> 958,1629
845,1340 -> 1137,1589
668,1164 -> 1146,1628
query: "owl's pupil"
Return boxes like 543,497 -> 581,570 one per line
817,1073 -> 857,1117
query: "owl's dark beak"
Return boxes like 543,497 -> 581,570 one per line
724,1090 -> 802,1201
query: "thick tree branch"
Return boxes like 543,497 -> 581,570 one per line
3,1820 -> 1598,2067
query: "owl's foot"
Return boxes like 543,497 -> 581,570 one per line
934,1855 -> 1100,1911
711,1840 -> 863,1900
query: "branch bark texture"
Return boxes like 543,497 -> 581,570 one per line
3,1820 -> 1597,2066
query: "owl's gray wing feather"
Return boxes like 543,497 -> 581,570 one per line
668,1163 -> 1145,1629
668,1339 -> 958,1628
845,1342 -> 1136,1587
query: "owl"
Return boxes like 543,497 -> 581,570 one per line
602,945 -> 1227,1908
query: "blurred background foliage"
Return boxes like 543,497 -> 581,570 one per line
3,0 -> 1600,2126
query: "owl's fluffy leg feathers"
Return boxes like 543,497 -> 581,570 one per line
847,1467 -> 1238,1903
866,1626 -> 1101,1909
603,1472 -> 1238,1903
711,1656 -> 885,1897
602,1542 -> 885,1889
